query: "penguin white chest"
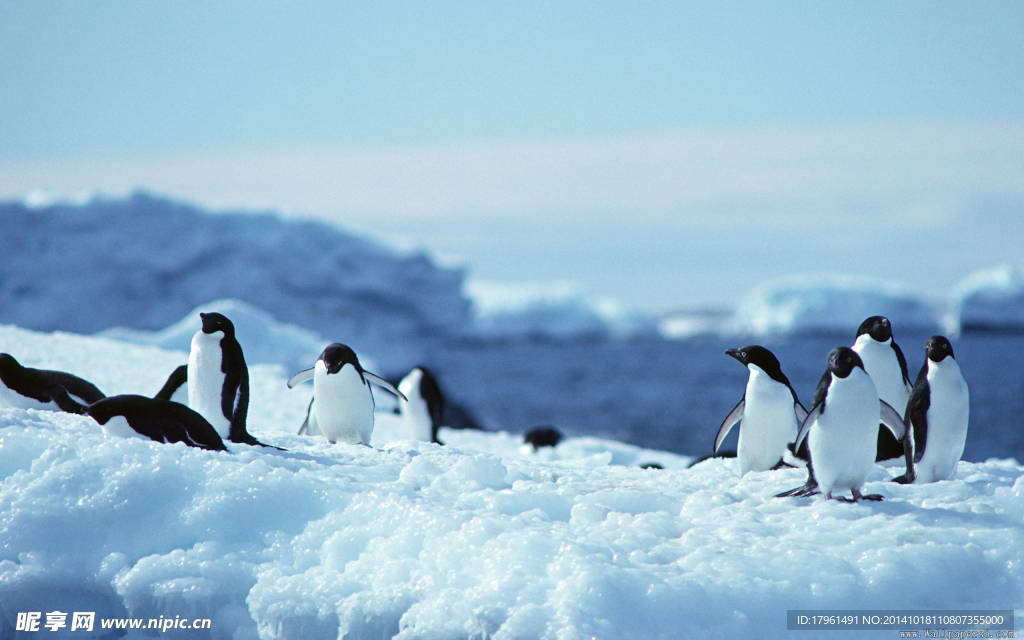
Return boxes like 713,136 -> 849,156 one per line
314,363 -> 375,444
737,366 -> 797,474
809,370 -> 880,494
853,336 -> 909,409
187,330 -> 231,438
917,361 -> 970,483
398,371 -> 433,441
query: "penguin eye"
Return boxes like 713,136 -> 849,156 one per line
741,351 -> 747,359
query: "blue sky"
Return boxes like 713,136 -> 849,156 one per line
2,2 -> 1023,310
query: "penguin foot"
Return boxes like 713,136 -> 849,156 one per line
774,483 -> 821,498
891,473 -> 915,484
850,489 -> 884,502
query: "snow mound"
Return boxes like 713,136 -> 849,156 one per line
953,264 -> 1024,333
465,280 -> 655,340
101,299 -> 327,371
730,274 -> 940,336
0,192 -> 470,369
1,324 -> 1022,639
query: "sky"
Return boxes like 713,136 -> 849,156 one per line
2,2 -> 1024,312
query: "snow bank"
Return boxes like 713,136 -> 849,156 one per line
0,192 -> 470,369
953,265 -> 1024,333
464,280 -> 655,340
1,324 -> 1021,639
101,299 -> 327,372
729,274 -> 940,337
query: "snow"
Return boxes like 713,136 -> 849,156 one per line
2,323 -> 1022,639
729,274 -> 941,337
953,264 -> 1024,333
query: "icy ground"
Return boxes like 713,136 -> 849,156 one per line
1,324 -> 1022,639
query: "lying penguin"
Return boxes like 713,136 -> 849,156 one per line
0,353 -> 105,414
86,395 -> 227,451
288,343 -> 407,444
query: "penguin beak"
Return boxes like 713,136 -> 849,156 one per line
724,348 -> 744,363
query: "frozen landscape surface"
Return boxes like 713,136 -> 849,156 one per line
1,323 -> 1022,639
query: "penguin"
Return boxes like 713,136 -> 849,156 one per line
397,366 -> 445,444
789,347 -> 907,501
86,395 -> 227,451
715,346 -> 809,475
893,336 -> 969,484
523,425 -> 563,450
288,343 -> 407,445
187,312 -> 269,447
154,364 -> 188,403
851,316 -> 913,460
0,353 -> 105,414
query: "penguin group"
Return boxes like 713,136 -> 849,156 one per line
1,307 -> 971,497
1,311 -> 447,452
714,315 -> 970,502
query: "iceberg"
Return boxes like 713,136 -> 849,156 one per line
953,264 -> 1024,333
729,274 -> 941,337
464,280 -> 655,340
0,192 -> 471,369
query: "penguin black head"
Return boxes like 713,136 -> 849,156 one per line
85,399 -> 117,425
826,346 -> 864,379
0,353 -> 21,374
856,315 -> 893,342
925,335 -> 955,362
320,343 -> 361,375
524,425 -> 563,450
199,312 -> 235,337
726,345 -> 781,373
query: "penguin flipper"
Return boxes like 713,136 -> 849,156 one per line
154,364 -> 188,401
47,385 -> 89,414
714,399 -> 744,453
794,403 -> 823,450
363,371 -> 408,401
879,400 -> 907,441
794,400 -> 809,424
287,368 -> 315,388
297,397 -> 314,435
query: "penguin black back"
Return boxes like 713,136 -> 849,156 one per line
416,366 -> 445,443
87,395 -> 228,451
0,352 -> 105,413
200,313 -> 252,445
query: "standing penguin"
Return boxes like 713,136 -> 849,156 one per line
851,316 -> 913,460
893,336 -> 969,484
187,312 -> 267,447
0,353 -> 105,414
288,343 -> 406,445
714,346 -> 808,475
397,366 -> 445,443
789,347 -> 907,501
87,395 -> 227,451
